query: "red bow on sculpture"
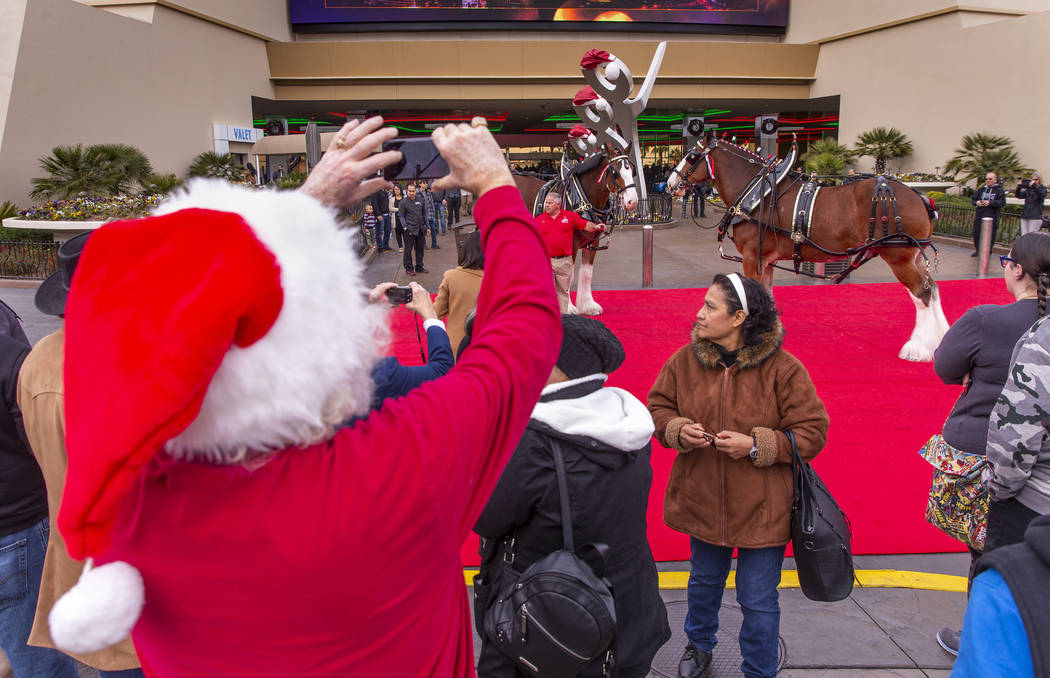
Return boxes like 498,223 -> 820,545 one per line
580,49 -> 613,70
568,124 -> 592,139
572,86 -> 600,106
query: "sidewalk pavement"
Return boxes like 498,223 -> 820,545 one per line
0,210 -> 990,676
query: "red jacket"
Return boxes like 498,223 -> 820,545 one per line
536,208 -> 589,257
102,185 -> 561,677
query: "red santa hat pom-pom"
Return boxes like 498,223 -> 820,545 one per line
50,560 -> 144,653
572,86 -> 600,106
568,124 -> 592,139
580,49 -> 614,70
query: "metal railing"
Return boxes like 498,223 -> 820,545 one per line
610,195 -> 673,226
0,241 -> 60,280
934,205 -> 1021,246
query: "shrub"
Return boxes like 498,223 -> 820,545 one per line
30,144 -> 153,201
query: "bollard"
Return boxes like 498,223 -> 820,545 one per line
642,225 -> 653,288
977,217 -> 993,278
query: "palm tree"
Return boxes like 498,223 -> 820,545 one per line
944,133 -> 1031,187
30,144 -> 153,201
91,143 -> 152,194
802,138 -> 854,177
143,173 -> 183,195
187,152 -> 241,181
854,127 -> 914,174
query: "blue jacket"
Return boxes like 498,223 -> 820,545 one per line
952,569 -> 1034,678
370,321 -> 453,409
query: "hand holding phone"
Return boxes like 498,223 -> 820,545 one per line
382,139 -> 450,182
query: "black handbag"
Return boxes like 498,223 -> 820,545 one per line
786,430 -> 856,602
482,440 -> 617,677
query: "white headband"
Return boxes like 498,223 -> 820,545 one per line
727,273 -> 749,316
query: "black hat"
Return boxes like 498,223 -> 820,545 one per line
557,315 -> 625,379
35,232 -> 91,316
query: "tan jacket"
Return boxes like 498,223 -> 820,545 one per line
16,327 -> 140,670
433,266 -> 484,359
647,320 -> 829,548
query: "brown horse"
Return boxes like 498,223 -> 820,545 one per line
667,137 -> 949,362
515,150 -> 637,316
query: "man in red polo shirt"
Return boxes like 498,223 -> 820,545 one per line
536,191 -> 604,313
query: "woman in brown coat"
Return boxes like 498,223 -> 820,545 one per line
434,229 -> 484,358
648,273 -> 828,678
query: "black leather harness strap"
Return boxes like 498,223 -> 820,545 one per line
868,175 -> 903,242
790,180 -> 820,274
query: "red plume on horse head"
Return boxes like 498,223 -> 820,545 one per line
572,86 -> 600,106
580,49 -> 614,70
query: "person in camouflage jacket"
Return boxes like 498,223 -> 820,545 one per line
984,314 -> 1050,553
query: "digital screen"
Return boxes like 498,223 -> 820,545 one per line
289,0 -> 788,29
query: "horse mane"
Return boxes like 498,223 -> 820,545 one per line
717,137 -> 764,162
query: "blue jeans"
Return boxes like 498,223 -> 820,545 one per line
428,217 -> 439,246
436,204 -> 447,233
379,213 -> 392,250
99,669 -> 145,677
0,517 -> 80,678
685,537 -> 785,678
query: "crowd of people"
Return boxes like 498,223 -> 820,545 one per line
0,115 -> 1048,678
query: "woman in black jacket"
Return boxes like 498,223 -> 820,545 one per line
474,315 -> 670,678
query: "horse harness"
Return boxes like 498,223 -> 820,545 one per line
551,150 -> 634,251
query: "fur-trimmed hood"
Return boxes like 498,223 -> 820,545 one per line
690,318 -> 785,369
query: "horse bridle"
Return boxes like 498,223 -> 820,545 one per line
670,140 -> 715,187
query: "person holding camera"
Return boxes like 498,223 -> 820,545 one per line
1015,174 -> 1047,236
367,281 -> 452,409
45,116 -> 562,677
648,274 -> 828,678
400,183 -> 428,275
972,173 -> 1007,256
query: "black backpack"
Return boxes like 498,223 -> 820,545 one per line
482,440 -> 617,677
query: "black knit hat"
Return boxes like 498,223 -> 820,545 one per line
557,315 -> 625,379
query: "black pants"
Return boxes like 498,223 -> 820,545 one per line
984,497 -> 1039,555
972,214 -> 1000,251
447,197 -> 461,225
403,232 -> 425,272
394,222 -> 404,249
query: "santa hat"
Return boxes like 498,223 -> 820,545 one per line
572,86 -> 600,106
567,124 -> 591,139
580,49 -> 614,71
49,179 -> 387,653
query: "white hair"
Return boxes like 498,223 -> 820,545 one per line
155,180 -> 388,465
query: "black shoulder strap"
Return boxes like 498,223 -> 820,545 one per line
550,439 -> 575,552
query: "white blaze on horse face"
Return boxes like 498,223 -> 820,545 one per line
617,162 -> 638,210
667,156 -> 689,191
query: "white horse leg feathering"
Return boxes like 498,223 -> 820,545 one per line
899,286 -> 949,362
574,261 -> 603,316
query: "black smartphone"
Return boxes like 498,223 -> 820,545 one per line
385,286 -> 413,305
382,138 -> 450,181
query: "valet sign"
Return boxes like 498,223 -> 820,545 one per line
213,123 -> 263,153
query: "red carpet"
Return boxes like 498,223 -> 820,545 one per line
385,279 -> 1011,562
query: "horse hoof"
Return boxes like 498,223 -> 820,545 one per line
898,340 -> 933,362
567,304 -> 580,315
576,302 -> 604,316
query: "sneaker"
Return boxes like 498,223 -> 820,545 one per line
407,270 -> 416,277
417,269 -> 429,275
970,251 -> 978,257
936,627 -> 960,657
432,244 -> 441,249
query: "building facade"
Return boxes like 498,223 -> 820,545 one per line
0,0 -> 1047,201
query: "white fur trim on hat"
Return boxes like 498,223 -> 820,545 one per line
154,180 -> 389,461
49,560 -> 144,653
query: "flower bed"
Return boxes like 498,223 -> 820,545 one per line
18,194 -> 165,221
